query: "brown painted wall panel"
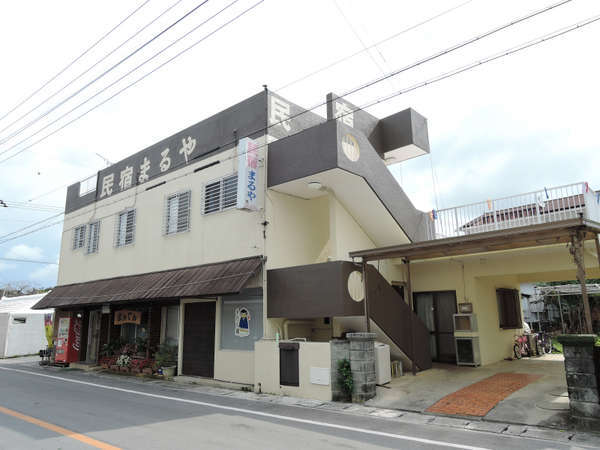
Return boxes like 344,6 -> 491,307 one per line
267,261 -> 364,319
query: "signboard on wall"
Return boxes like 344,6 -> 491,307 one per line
236,137 -> 260,211
114,310 -> 141,326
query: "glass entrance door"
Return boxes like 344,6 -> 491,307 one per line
414,291 -> 457,363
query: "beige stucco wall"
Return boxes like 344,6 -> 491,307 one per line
408,241 -> 600,366
58,143 -> 266,286
254,340 -> 332,401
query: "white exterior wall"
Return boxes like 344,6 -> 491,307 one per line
2,313 -> 47,358
58,143 -> 266,285
0,313 -> 9,358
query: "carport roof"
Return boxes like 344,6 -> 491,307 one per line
32,256 -> 263,309
349,218 -> 600,262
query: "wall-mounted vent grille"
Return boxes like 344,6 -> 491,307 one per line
115,209 -> 136,247
86,221 -> 100,254
203,174 -> 238,215
165,191 -> 191,235
73,225 -> 86,250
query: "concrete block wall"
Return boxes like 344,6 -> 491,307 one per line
558,334 -> 600,430
348,332 -> 376,403
331,333 -> 377,403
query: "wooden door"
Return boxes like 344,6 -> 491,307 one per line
182,302 -> 215,377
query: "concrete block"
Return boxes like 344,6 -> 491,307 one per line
570,400 -> 600,418
369,409 -> 403,418
430,416 -> 469,428
350,340 -> 374,351
349,350 -> 375,361
347,332 -> 376,341
521,427 -> 574,442
570,432 -> 600,447
503,424 -> 527,435
565,358 -> 597,374
568,387 -> 600,403
566,373 -> 598,389
466,422 -> 508,434
350,360 -> 375,373
563,345 -> 595,359
398,412 -> 434,425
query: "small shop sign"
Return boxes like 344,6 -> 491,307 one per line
114,310 -> 141,325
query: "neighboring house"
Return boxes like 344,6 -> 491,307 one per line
32,88 -> 600,402
0,293 -> 53,358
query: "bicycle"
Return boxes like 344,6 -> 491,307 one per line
513,334 -> 529,359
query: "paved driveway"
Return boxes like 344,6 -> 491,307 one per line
367,354 -> 569,428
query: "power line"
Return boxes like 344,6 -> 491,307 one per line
0,0 -> 242,162
4,0 -> 474,204
0,212 -> 64,241
0,0 -> 211,147
0,0 -> 571,166
0,0 -> 187,145
0,1 -> 151,124
4,8 -> 597,247
274,0 -> 474,92
0,201 -> 63,213
0,0 -> 258,165
0,257 -> 58,265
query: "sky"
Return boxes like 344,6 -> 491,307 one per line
0,0 -> 598,288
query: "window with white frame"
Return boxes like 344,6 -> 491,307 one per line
86,221 -> 100,254
73,225 -> 86,250
115,209 -> 136,247
203,174 -> 238,214
164,191 -> 191,235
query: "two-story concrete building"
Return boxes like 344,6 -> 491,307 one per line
34,88 -> 600,402
33,89 -> 432,389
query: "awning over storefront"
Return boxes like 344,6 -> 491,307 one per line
32,256 -> 263,309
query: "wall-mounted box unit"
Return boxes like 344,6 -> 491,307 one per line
455,337 -> 481,367
453,313 -> 477,332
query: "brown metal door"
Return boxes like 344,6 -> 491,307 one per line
182,302 -> 215,377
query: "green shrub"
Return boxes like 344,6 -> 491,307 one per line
337,359 -> 353,400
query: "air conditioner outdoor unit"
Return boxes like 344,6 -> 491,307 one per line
455,337 -> 481,367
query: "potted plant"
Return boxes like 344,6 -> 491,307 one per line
116,354 -> 131,373
154,344 -> 178,378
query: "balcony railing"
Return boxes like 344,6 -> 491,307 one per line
424,182 -> 599,240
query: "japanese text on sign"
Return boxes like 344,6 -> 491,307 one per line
114,310 -> 141,325
236,137 -> 260,211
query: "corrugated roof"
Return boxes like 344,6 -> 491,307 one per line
32,256 -> 262,309
0,293 -> 53,314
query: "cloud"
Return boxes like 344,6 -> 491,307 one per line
4,244 -> 44,261
28,264 -> 58,285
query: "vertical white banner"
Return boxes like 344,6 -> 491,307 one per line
237,137 -> 259,210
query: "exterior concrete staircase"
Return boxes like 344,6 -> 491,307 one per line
365,265 -> 432,371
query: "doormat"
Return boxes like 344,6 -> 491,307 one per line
426,372 -> 542,417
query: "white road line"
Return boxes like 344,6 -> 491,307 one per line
0,366 -> 488,450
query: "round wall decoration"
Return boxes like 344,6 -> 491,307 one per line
341,134 -> 360,162
347,270 -> 364,302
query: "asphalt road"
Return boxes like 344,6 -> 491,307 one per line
0,360 -> 590,449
